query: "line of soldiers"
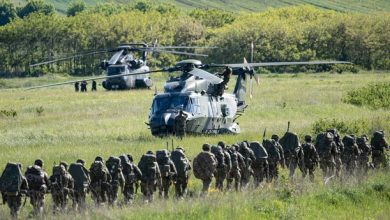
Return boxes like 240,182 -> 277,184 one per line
0,130 -> 388,218
74,80 -> 97,92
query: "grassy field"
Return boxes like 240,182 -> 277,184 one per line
0,72 -> 389,218
11,0 -> 390,14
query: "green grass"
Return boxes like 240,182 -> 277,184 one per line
0,72 -> 389,218
11,0 -> 390,14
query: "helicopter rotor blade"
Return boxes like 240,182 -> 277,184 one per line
140,49 -> 208,57
213,60 -> 352,68
108,50 -> 124,65
30,50 -> 108,67
189,68 -> 223,84
25,69 -> 166,90
152,46 -> 217,49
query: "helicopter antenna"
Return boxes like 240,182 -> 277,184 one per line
263,128 -> 267,140
171,139 -> 174,151
154,85 -> 157,96
166,141 -> 169,150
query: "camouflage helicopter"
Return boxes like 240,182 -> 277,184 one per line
30,42 -> 209,90
28,56 -> 350,137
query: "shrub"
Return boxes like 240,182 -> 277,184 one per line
343,82 -> 390,110
312,118 -> 369,136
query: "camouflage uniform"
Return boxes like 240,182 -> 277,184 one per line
226,146 -> 242,191
92,80 -> 97,91
121,154 -> 142,204
342,135 -> 360,176
138,153 -> 162,202
263,139 -> 282,182
106,157 -> 125,206
1,164 -> 29,219
25,160 -> 50,217
356,136 -> 372,174
327,129 -> 344,178
80,81 -> 87,92
175,111 -> 187,139
74,82 -> 79,92
156,150 -> 177,199
238,141 -> 256,187
249,142 -> 269,187
50,164 -> 74,213
171,148 -> 191,198
277,133 -> 304,179
211,142 -> 231,191
70,160 -> 90,212
89,158 -> 111,206
216,67 -> 232,95
316,132 -> 338,179
371,131 -> 389,169
193,144 -> 217,195
301,135 -> 319,182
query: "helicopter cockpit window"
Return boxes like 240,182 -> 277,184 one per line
152,95 -> 190,114
107,66 -> 126,76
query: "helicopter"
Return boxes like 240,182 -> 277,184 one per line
30,42 -> 210,90
27,56 -> 351,137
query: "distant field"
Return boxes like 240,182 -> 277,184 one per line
11,0 -> 390,14
0,72 -> 389,218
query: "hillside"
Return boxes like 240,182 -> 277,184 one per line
11,0 -> 390,14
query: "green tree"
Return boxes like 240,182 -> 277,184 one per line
133,1 -> 153,13
17,0 -> 55,18
67,0 -> 86,17
0,0 -> 17,26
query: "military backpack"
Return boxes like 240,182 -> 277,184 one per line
193,152 -> 216,180
171,150 -> 189,177
263,139 -> 281,162
0,163 -> 24,195
138,154 -> 157,182
69,163 -> 89,191
50,165 -> 67,193
211,145 -> 226,169
25,165 -> 45,191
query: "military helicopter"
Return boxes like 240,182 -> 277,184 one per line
28,55 -> 350,137
30,42 -> 210,90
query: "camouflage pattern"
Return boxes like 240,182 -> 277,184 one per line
226,146 -> 242,191
356,136 -> 372,174
238,141 -> 256,187
25,163 -> 50,217
171,148 -> 191,198
263,139 -> 281,182
193,145 -> 217,194
106,157 -> 125,206
316,132 -> 338,179
278,133 -> 304,179
211,143 -> 231,191
89,161 -> 111,206
120,155 -> 142,204
302,136 -> 319,182
342,135 -> 360,176
156,151 -> 177,199
371,131 -> 389,169
50,164 -> 74,213
175,111 -> 187,139
69,162 -> 90,212
249,142 -> 269,187
138,153 -> 162,202
327,129 -> 344,178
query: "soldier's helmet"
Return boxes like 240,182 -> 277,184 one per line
34,159 -> 44,168
362,134 -> 369,142
176,146 -> 185,152
127,154 -> 134,162
77,159 -> 85,165
217,141 -> 225,148
95,156 -> 104,162
305,135 -> 312,143
202,143 -> 210,151
146,150 -> 154,154
271,134 -> 279,141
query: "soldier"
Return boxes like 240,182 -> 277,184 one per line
226,146 -> 242,191
301,135 -> 319,182
271,135 -> 285,169
263,139 -> 281,182
0,163 -> 29,219
74,82 -> 80,92
106,156 -> 125,206
89,157 -> 111,206
175,110 -> 187,139
211,144 -> 229,191
371,130 -> 389,169
68,160 -> 90,212
315,132 -> 338,180
80,81 -> 87,92
249,141 -> 269,187
278,133 -> 304,180
171,147 -> 191,198
92,80 -> 97,91
327,129 -> 344,178
138,152 -> 162,202
216,66 -> 232,95
120,154 -> 142,204
193,144 -> 217,195
50,163 -> 74,214
356,135 -> 372,175
238,141 -> 256,187
342,135 -> 360,176
156,150 -> 177,199
25,159 -> 50,217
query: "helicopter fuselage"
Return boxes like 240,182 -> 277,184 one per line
102,64 -> 151,90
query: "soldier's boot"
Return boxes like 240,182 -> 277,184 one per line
309,169 -> 315,182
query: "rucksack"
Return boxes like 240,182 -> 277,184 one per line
211,145 -> 225,169
371,131 -> 386,150
69,163 -> 89,190
25,165 -> 45,190
263,139 -> 281,161
279,132 -> 300,154
315,132 -> 334,157
342,135 -> 355,147
106,156 -> 121,176
122,162 -> 137,184
0,163 -> 23,195
193,152 -> 216,180
171,150 -> 189,177
249,141 -> 268,160
50,165 -> 67,193
138,154 -> 157,181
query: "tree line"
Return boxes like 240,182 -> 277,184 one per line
0,2 -> 389,77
